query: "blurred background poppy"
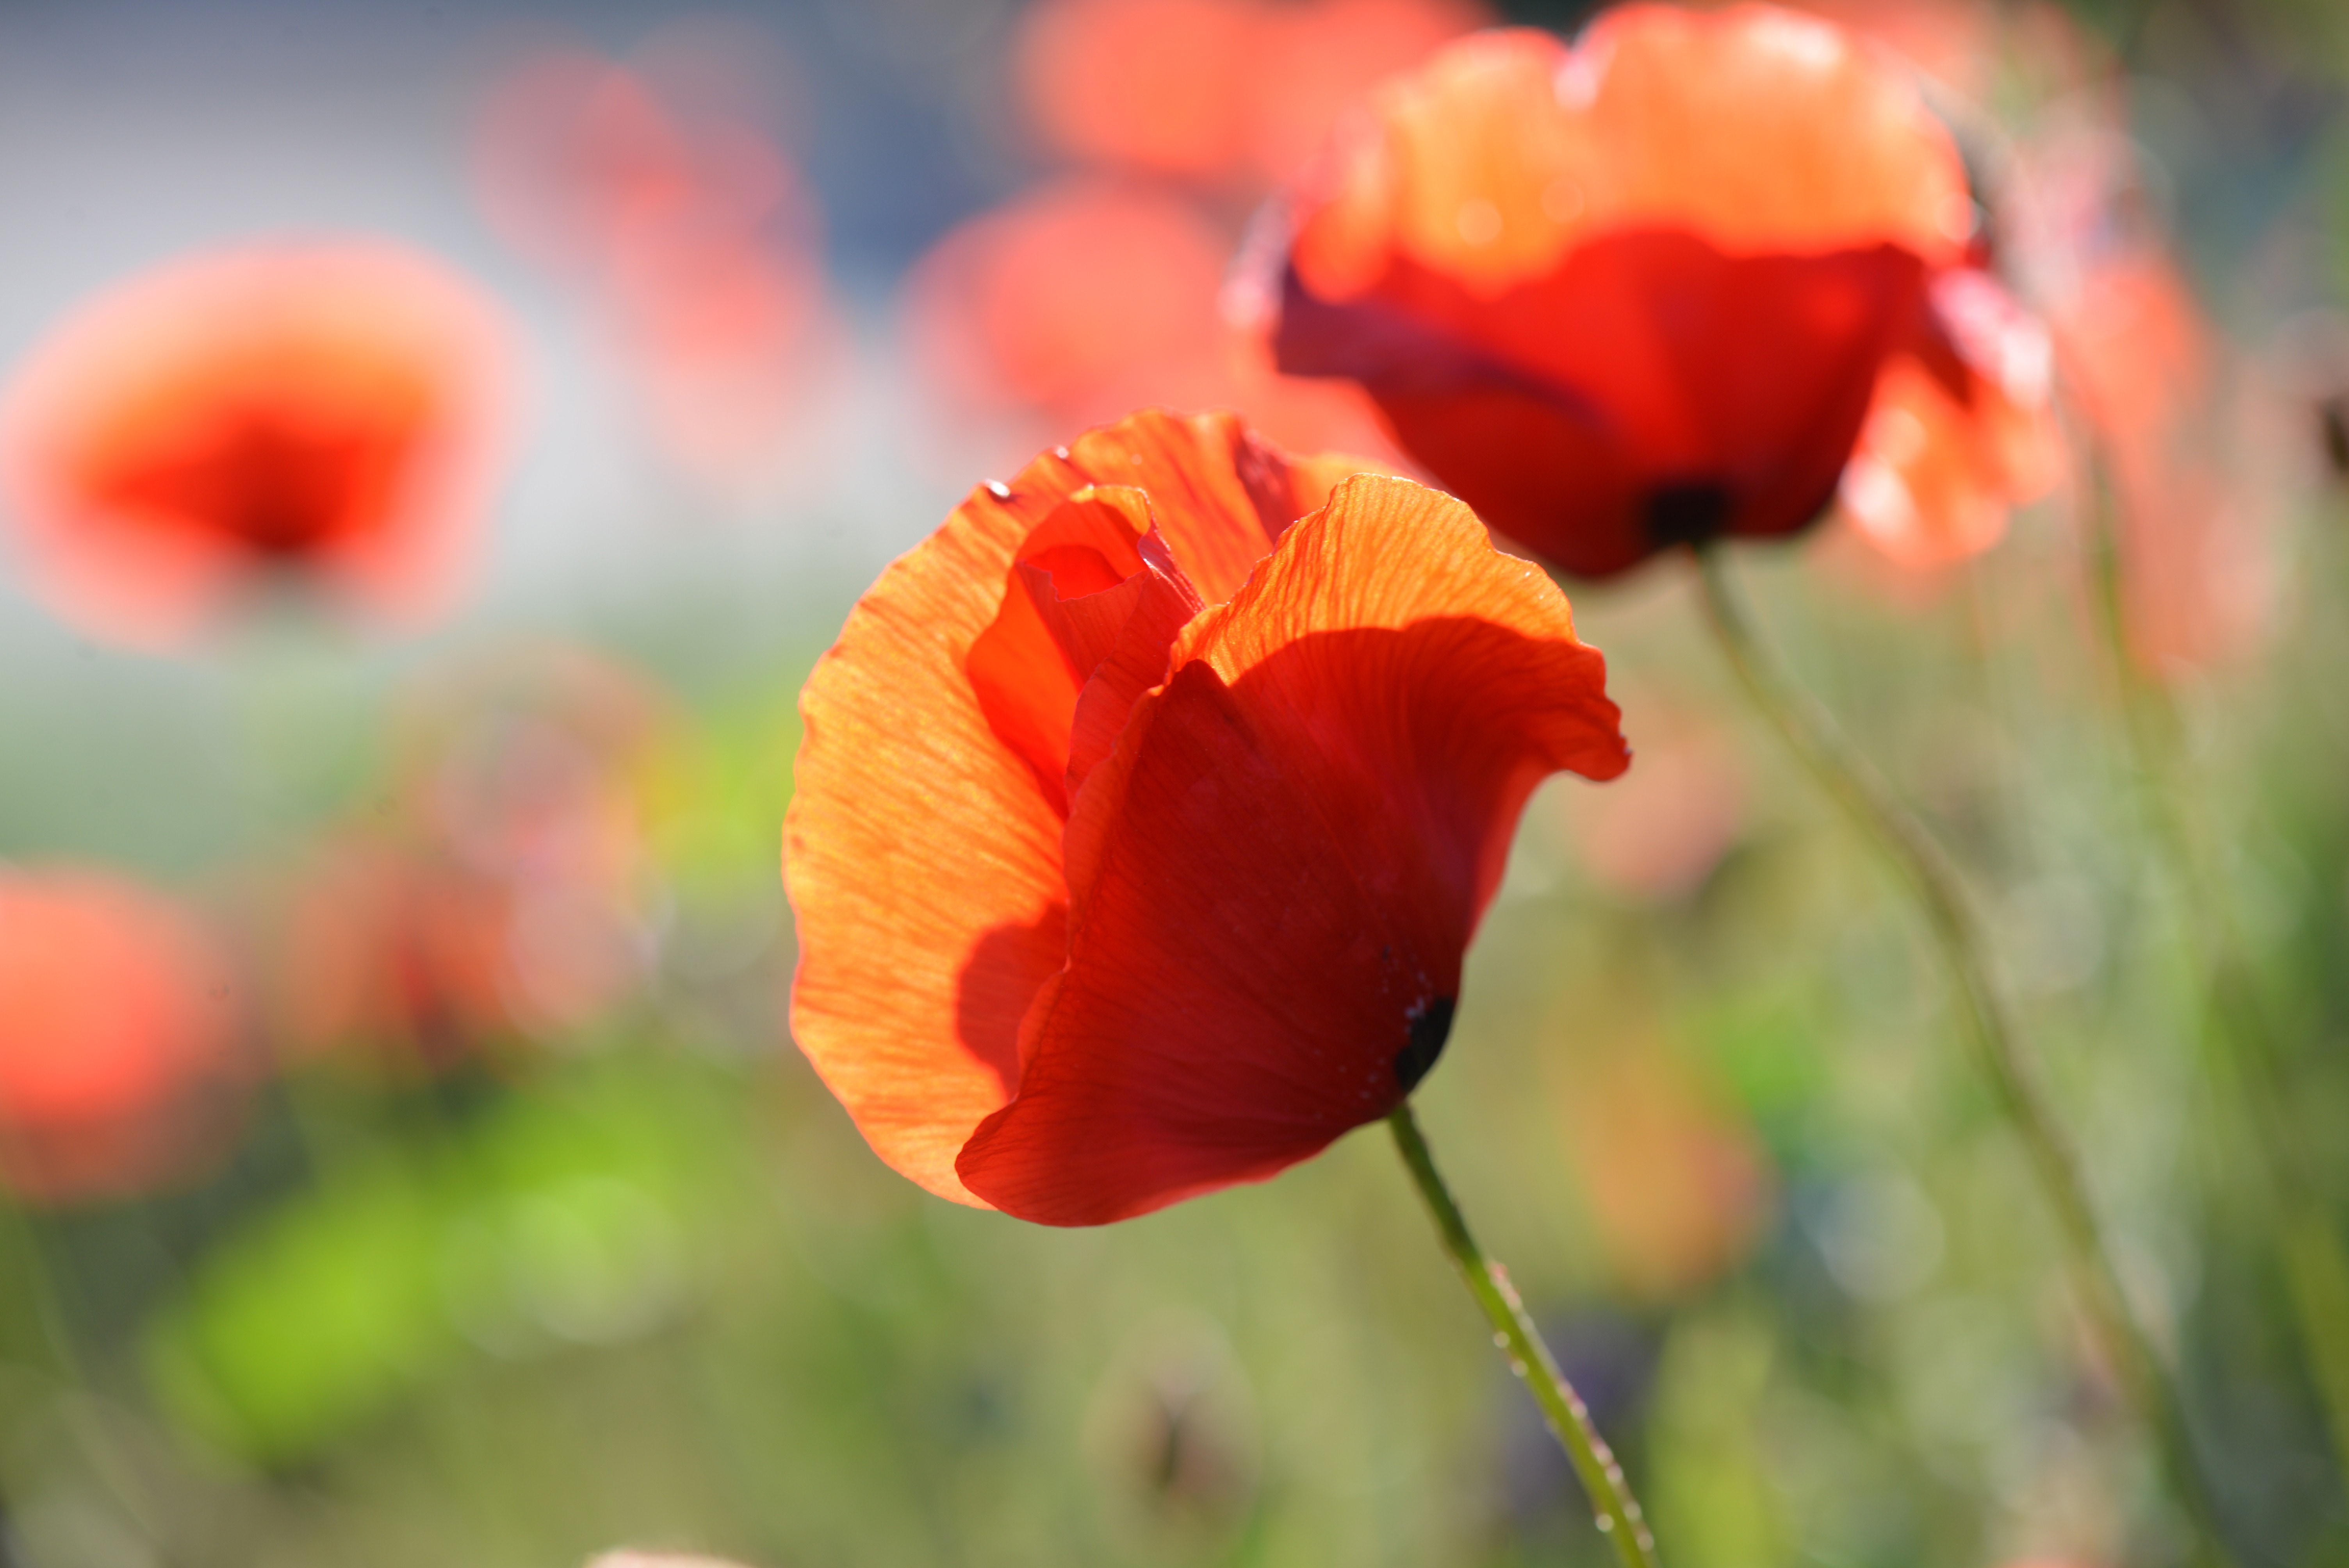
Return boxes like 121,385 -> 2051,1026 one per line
1,1 -> 2347,1565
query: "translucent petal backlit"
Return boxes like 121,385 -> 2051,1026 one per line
785,410 -> 1625,1222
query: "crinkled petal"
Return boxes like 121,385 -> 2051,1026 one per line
956,473 -> 1625,1223
786,408 -> 1349,1206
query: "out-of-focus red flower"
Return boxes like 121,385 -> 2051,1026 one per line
902,177 -> 1396,472
1269,7 -> 2053,578
474,42 -> 837,482
1558,1030 -> 1775,1299
1016,0 -> 1489,192
0,868 -> 245,1204
0,243 -> 510,648
906,180 -> 1234,431
785,410 -> 1627,1224
2055,256 -> 2272,674
276,648 -> 666,1070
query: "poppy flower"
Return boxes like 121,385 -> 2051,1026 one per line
1267,6 -> 2050,578
784,409 -> 1626,1225
0,242 -> 511,647
0,868 -> 245,1204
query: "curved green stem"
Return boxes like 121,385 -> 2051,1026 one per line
1387,1101 -> 1659,1568
2080,453 -> 2349,1497
0,1199 -> 156,1536
1690,542 -> 2231,1566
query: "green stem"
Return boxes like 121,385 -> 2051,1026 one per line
1386,1102 -> 1659,1568
0,1198 -> 157,1536
2080,451 -> 2349,1497
1689,542 -> 2231,1566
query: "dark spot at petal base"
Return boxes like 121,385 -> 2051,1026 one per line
1643,482 -> 1732,551
1394,996 -> 1456,1092
2322,397 -> 2349,480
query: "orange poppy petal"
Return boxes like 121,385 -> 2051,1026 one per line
1293,13 -> 1966,305
956,473 -> 1625,1224
786,408 -> 1333,1205
1841,271 -> 2059,569
965,485 -> 1206,808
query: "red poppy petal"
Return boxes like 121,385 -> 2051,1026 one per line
956,473 -> 1625,1224
1095,411 -> 1299,601
787,408 -> 1341,1206
966,487 -> 1155,808
1283,235 -> 1923,570
1063,557 -> 1206,800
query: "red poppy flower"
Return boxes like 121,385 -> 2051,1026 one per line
1268,6 -> 2044,577
784,410 -> 1626,1224
0,242 -> 511,647
0,868 -> 245,1204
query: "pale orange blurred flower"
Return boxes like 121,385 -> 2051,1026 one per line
900,176 -> 1394,469
1841,269 -> 2063,571
1547,704 -> 1747,900
0,868 -> 247,1204
2015,103 -> 2278,675
1558,1028 -> 1776,1301
474,39 -> 839,482
1016,0 -> 1490,192
0,242 -> 511,649
275,647 -> 668,1069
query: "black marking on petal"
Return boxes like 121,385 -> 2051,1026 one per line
1394,996 -> 1456,1092
1642,482 -> 1732,551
